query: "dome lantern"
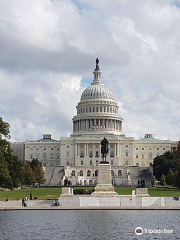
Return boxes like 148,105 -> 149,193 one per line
93,57 -> 101,85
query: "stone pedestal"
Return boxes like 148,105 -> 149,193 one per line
92,163 -> 117,196
61,187 -> 74,196
136,188 -> 149,197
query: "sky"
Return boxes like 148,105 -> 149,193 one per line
0,0 -> 180,142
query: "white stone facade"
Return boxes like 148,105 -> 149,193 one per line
23,60 -> 177,185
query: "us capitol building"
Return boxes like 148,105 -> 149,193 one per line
12,59 -> 177,186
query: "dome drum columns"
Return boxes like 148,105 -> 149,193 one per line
73,119 -> 122,132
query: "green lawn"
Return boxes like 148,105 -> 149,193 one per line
148,187 -> 180,197
0,187 -> 62,200
1,187 -> 180,200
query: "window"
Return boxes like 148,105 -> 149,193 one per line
81,160 -> 83,165
118,170 -> 122,176
149,163 -> 153,167
111,160 -> 113,165
44,148 -> 46,150
72,170 -> 75,176
110,151 -> 114,157
43,163 -> 46,167
111,170 -> 114,176
51,148 -> 53,150
57,148 -> 59,150
66,152 -> 69,157
87,170 -> 91,176
36,148 -> 39,150
136,148 -> 138,150
30,148 -> 33,151
149,152 -> 152,159
30,154 -> 33,159
43,153 -> 46,159
95,151 -> 99,157
90,160 -> 92,165
50,163 -> 53,167
126,161 -> 128,165
125,152 -> 128,157
142,148 -> 144,150
50,153 -> 54,159
163,148 -> 165,150
126,145 -> 128,148
67,161 -> 69,166
80,151 -> 84,158
80,170 -> 83,176
142,154 -> 144,159
57,155 -> 60,159
136,154 -> 138,159
157,148 -> 159,150
89,151 -> 93,157
95,170 -> 98,176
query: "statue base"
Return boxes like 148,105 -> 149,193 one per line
100,161 -> 109,164
92,163 -> 117,196
136,188 -> 149,197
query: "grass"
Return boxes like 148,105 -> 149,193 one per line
1,187 -> 180,200
0,187 -> 62,200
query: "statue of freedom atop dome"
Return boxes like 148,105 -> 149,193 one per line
100,137 -> 109,164
95,57 -> 100,70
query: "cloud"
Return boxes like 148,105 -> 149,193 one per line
0,0 -> 180,141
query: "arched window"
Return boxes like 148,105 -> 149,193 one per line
80,170 -> 83,176
118,170 -> 122,176
95,170 -> 98,176
87,170 -> 91,176
72,170 -> 75,176
111,170 -> 114,176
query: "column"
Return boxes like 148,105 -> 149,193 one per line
87,143 -> 89,156
115,120 -> 116,131
111,120 -> 113,129
99,143 -> 101,158
77,143 -> 78,156
115,143 -> 116,157
117,143 -> 119,156
75,143 -> 77,156
86,119 -> 87,130
98,119 -> 100,129
78,120 -> 80,131
85,143 -> 86,156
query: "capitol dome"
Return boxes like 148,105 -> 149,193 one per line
72,58 -> 123,137
80,83 -> 115,101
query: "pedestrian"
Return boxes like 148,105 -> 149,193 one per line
22,198 -> 25,207
30,192 -> 32,200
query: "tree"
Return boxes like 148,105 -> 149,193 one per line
151,176 -> 157,186
166,169 -> 176,186
30,159 -> 46,185
22,163 -> 35,185
160,174 -> 166,186
0,153 -> 11,188
153,151 -> 177,180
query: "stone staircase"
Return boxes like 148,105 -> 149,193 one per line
44,167 -> 64,186
50,167 -> 64,186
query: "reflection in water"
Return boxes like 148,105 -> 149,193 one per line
0,210 -> 179,240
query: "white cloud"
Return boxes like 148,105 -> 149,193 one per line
0,0 -> 180,141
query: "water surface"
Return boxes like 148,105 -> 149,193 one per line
0,210 -> 179,239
